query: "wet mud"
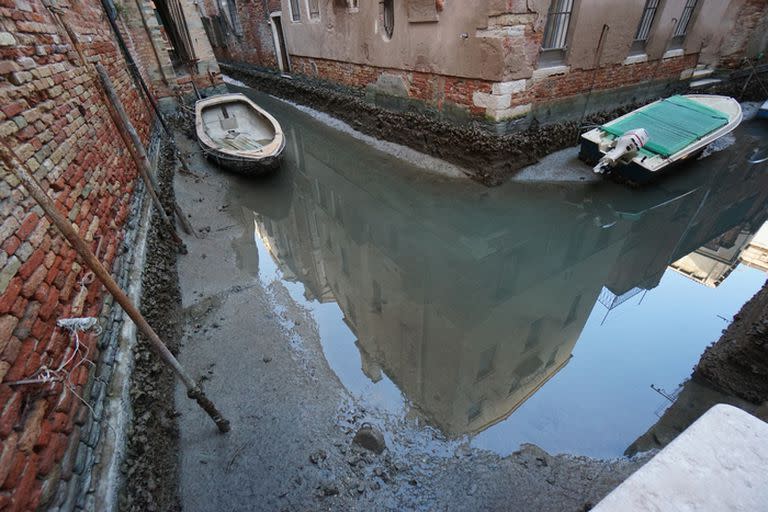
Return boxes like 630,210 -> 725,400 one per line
220,63 -> 643,186
695,278 -> 768,404
118,141 -> 182,512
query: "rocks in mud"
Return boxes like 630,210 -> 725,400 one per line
309,449 -> 327,465
352,424 -> 386,454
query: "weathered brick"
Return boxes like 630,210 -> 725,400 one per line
20,265 -> 46,298
0,216 -> 20,246
0,256 -> 21,294
0,315 -> 18,348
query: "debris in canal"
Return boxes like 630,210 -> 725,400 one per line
351,424 -> 386,454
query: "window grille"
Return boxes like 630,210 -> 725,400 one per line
634,0 -> 659,42
382,0 -> 394,39
673,0 -> 698,37
308,0 -> 320,18
541,0 -> 573,50
290,0 -> 301,21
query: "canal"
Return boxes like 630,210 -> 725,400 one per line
220,84 -> 768,460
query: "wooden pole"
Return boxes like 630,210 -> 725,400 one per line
0,144 -> 231,433
48,5 -> 203,235
93,63 -> 196,242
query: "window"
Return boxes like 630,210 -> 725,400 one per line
307,0 -> 320,19
672,0 -> 698,45
290,0 -> 301,21
524,318 -> 543,350
540,0 -> 573,65
631,0 -> 659,54
372,280 -> 382,313
382,0 -> 394,39
467,400 -> 483,424
476,345 -> 497,381
220,0 -> 243,36
541,0 -> 573,50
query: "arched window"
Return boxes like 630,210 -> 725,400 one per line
382,0 -> 394,39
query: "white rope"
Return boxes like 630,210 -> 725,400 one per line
8,316 -> 100,386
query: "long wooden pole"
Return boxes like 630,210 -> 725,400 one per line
0,145 -> 231,433
93,63 -> 195,246
48,5 -> 203,234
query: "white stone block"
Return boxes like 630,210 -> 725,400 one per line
472,91 -> 511,110
623,54 -> 648,65
488,103 -> 531,121
492,79 -> 527,95
0,32 -> 16,46
662,48 -> 685,60
531,65 -> 570,80
679,68 -> 695,80
593,404 -> 768,512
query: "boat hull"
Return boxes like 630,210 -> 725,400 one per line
579,138 -> 700,185
200,139 -> 285,176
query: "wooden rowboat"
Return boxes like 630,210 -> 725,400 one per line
195,93 -> 285,175
579,94 -> 742,184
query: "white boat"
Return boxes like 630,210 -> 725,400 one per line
579,94 -> 742,184
195,93 -> 285,175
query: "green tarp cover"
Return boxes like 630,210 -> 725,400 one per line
601,96 -> 729,157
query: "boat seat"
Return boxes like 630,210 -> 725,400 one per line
219,114 -> 239,131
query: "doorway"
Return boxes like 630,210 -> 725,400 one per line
270,12 -> 291,74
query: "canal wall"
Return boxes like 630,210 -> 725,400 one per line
695,278 -> 768,404
222,62 -> 651,186
0,0 -> 188,508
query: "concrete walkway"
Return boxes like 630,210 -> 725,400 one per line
594,404 -> 768,511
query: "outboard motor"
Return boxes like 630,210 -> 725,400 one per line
594,128 -> 649,174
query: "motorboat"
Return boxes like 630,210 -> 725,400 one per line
579,94 -> 742,184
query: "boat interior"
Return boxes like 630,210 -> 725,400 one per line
201,100 -> 276,152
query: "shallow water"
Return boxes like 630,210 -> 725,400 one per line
222,85 -> 768,458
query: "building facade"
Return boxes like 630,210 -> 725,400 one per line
204,0 -> 768,123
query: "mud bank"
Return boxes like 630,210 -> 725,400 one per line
695,279 -> 768,404
221,63 -> 645,186
118,141 -> 182,512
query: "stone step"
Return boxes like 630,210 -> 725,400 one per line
689,78 -> 723,88
691,68 -> 714,79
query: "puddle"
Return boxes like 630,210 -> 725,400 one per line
223,86 -> 768,458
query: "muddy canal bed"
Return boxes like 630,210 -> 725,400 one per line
161,85 -> 768,510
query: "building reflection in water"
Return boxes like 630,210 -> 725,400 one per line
233,117 -> 768,440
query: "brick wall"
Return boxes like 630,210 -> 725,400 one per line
288,53 -> 697,120
0,0 -> 153,509
719,0 -> 767,68
203,0 -> 280,68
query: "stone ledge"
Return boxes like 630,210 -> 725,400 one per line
662,48 -> 685,60
531,64 -> 570,80
623,53 -> 648,65
593,404 -> 768,512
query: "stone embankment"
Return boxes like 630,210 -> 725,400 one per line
695,279 -> 768,405
221,63 -> 643,186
